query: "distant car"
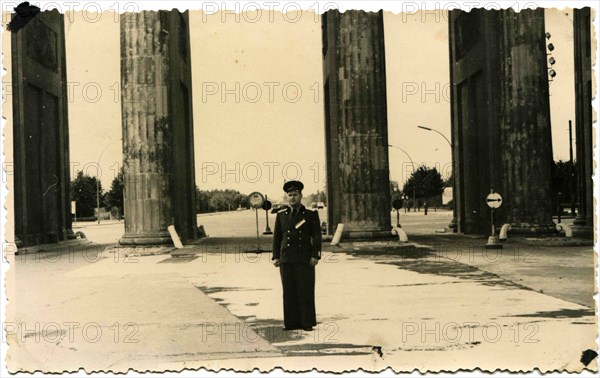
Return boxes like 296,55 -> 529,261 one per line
317,202 -> 325,209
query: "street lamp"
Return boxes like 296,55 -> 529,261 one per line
417,125 -> 456,231
417,125 -> 452,148
388,144 -> 417,213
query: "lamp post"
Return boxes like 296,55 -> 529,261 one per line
417,125 -> 452,147
388,144 -> 417,213
417,125 -> 456,231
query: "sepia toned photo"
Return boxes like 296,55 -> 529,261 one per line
1,1 -> 598,376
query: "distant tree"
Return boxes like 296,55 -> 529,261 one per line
234,192 -> 249,209
70,170 -> 104,218
551,160 -> 577,214
105,168 -> 125,218
444,171 -> 454,187
390,180 -> 403,207
307,189 -> 327,206
402,166 -> 444,214
422,168 -> 445,199
195,186 -> 210,213
195,187 -> 249,213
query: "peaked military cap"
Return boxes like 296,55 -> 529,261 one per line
283,180 -> 304,193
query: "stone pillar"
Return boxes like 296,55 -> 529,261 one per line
449,9 -> 556,234
322,10 -> 392,239
497,9 -> 555,233
449,9 -> 502,235
11,11 -> 73,247
119,11 -> 196,245
447,19 -> 458,233
572,7 -> 593,236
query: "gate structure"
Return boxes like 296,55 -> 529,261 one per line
9,8 -> 595,246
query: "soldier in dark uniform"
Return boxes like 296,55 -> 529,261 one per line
272,180 -> 321,331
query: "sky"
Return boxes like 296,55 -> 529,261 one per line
2,5 -> 582,203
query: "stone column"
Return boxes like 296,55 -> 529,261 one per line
572,7 -> 593,236
497,9 -> 555,233
119,11 -> 174,245
10,12 -> 73,246
322,10 -> 392,239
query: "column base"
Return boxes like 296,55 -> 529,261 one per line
571,224 -> 594,239
507,222 -> 557,235
448,216 -> 458,233
342,226 -> 395,240
119,231 -> 173,246
66,229 -> 77,240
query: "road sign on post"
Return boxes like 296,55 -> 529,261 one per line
262,196 -> 273,235
71,201 -> 77,224
486,192 -> 502,209
248,192 -> 265,209
485,189 -> 503,249
392,199 -> 402,227
245,192 -> 270,253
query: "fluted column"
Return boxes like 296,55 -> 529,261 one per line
497,9 -> 555,233
11,12 -> 73,246
119,12 -> 173,245
322,10 -> 391,239
572,7 -> 593,237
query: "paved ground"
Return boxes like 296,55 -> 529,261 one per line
71,208 -> 452,244
4,211 -> 597,373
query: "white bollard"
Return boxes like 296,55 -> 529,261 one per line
556,223 -> 573,238
330,224 -> 345,245
167,225 -> 185,248
499,224 -> 511,241
397,227 -> 409,243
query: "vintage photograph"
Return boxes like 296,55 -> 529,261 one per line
1,0 -> 598,375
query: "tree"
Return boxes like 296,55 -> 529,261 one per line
195,187 -> 249,213
307,190 -> 327,206
390,180 -> 403,207
402,166 -> 445,214
551,160 -> 577,215
422,168 -> 445,199
70,171 -> 104,218
195,186 -> 210,213
444,171 -> 454,188
105,168 -> 125,218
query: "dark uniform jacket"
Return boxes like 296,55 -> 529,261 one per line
272,205 -> 321,264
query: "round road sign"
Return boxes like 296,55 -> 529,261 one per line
248,192 -> 265,209
486,192 -> 503,209
262,200 -> 272,211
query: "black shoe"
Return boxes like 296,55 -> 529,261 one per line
302,327 -> 313,331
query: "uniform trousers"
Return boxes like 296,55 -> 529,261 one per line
279,263 -> 316,329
